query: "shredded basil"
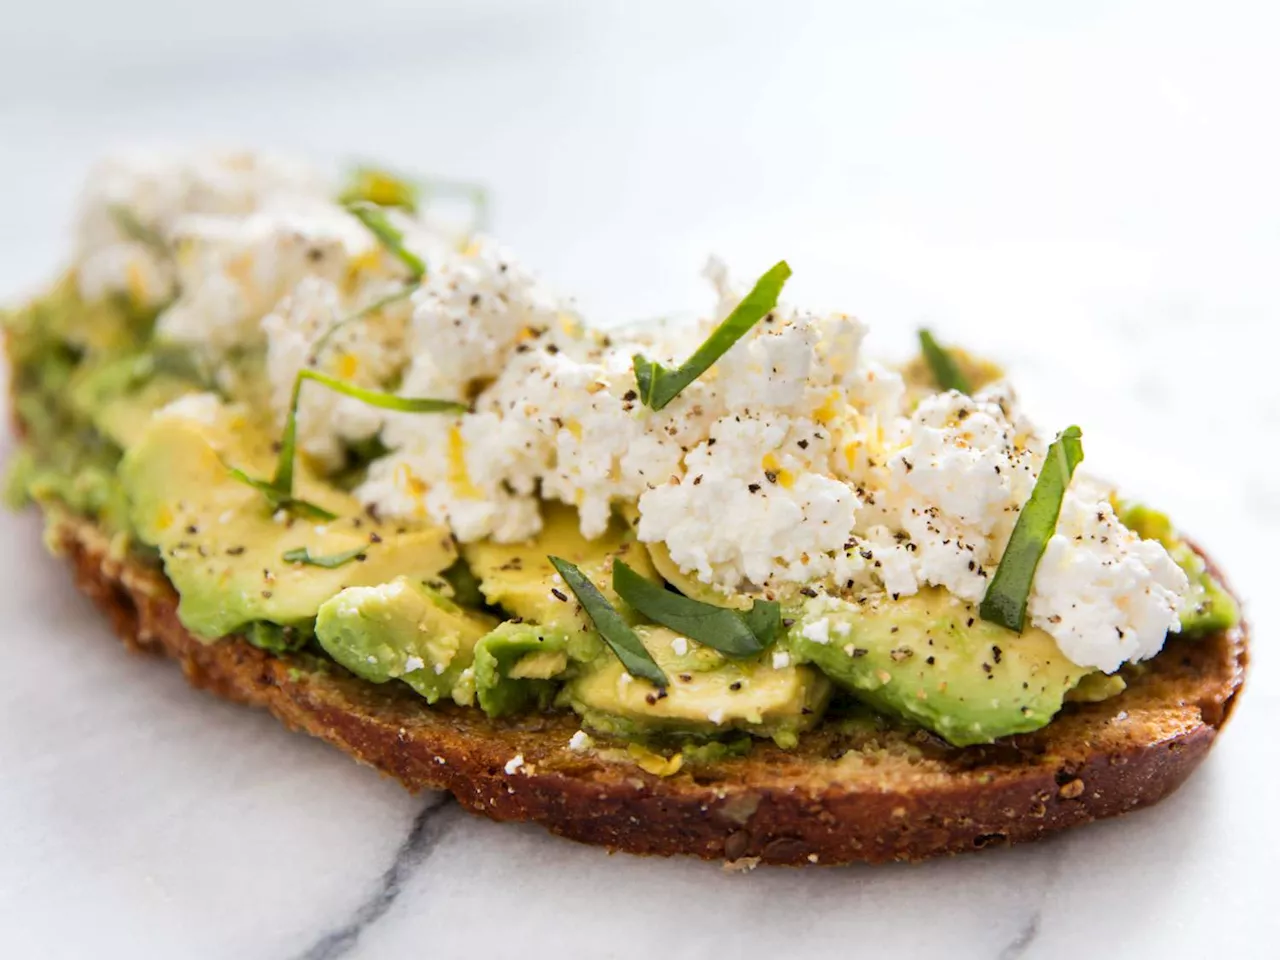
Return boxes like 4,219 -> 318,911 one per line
229,369 -> 463,520
345,201 -> 427,281
979,426 -> 1084,632
918,328 -> 972,394
611,559 -> 779,657
548,556 -> 668,687
633,260 -> 791,411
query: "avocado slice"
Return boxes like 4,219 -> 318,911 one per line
1115,501 -> 1239,638
561,625 -> 831,747
315,577 -> 497,704
120,403 -> 457,639
645,539 -> 752,610
68,351 -> 199,450
461,502 -> 659,661
789,588 -> 1091,747
473,621 -> 572,717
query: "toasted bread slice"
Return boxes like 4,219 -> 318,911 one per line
42,506 -> 1247,865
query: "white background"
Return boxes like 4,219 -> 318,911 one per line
1,2 -> 1277,957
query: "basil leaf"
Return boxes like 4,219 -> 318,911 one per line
108,204 -> 167,253
282,545 -> 367,568
226,465 -> 337,522
295,369 -> 469,415
611,559 -> 778,657
918,329 -> 972,394
979,426 -> 1084,632
233,365 -> 462,522
633,260 -> 791,411
309,285 -> 416,364
548,556 -> 668,688
346,201 -> 426,281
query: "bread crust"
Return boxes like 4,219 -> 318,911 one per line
48,510 -> 1247,866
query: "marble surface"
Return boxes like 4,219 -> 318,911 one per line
1,3 -> 1278,957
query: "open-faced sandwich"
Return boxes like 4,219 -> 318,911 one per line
3,150 -> 1247,865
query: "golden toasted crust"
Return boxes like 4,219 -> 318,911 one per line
42,509 -> 1249,865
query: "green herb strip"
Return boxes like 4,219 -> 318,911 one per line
548,556 -> 668,688
338,167 -> 491,232
979,426 -> 1085,632
230,368 -> 464,520
282,545 -> 367,568
345,201 -> 427,281
918,328 -> 972,394
107,204 -> 168,253
309,285 -> 416,364
226,465 -> 336,522
633,260 -> 792,411
611,559 -> 779,657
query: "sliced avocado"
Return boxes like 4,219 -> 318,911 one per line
68,351 -> 199,450
646,540 -> 752,610
316,577 -> 497,704
1064,671 -> 1126,703
789,588 -> 1091,747
120,403 -> 457,639
462,502 -> 659,661
561,625 -> 831,747
474,621 -> 571,717
1115,500 -> 1239,638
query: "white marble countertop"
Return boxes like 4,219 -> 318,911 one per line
1,3 -> 1277,957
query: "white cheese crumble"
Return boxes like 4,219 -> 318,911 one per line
404,655 -> 425,673
568,730 -> 594,752
772,651 -> 792,669
504,754 -> 525,775
670,636 -> 690,656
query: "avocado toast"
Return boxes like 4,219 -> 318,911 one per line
4,151 -> 1248,865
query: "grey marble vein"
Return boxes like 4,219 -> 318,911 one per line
292,793 -> 455,960
995,841 -> 1066,960
997,912 -> 1040,960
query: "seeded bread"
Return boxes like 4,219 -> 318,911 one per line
43,507 -> 1247,866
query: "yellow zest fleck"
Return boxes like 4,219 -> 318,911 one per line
515,325 -> 539,343
225,252 -> 255,290
462,238 -> 482,258
447,425 -> 483,499
395,462 -> 428,499
335,352 -> 360,380
345,249 -> 383,291
125,260 -> 148,306
842,440 -> 860,472
813,389 -> 843,425
761,452 -> 795,488
360,170 -> 411,208
558,313 -> 581,337
565,419 -> 583,440
627,743 -> 684,777
154,504 -> 174,532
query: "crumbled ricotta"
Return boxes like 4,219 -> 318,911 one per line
503,754 -> 525,775
1028,489 -> 1187,672
637,414 -> 858,591
74,149 -> 330,309
262,276 -> 411,469
157,200 -> 384,356
568,730 -> 594,752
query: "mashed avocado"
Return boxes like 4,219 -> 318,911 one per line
5,172 -> 1241,760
